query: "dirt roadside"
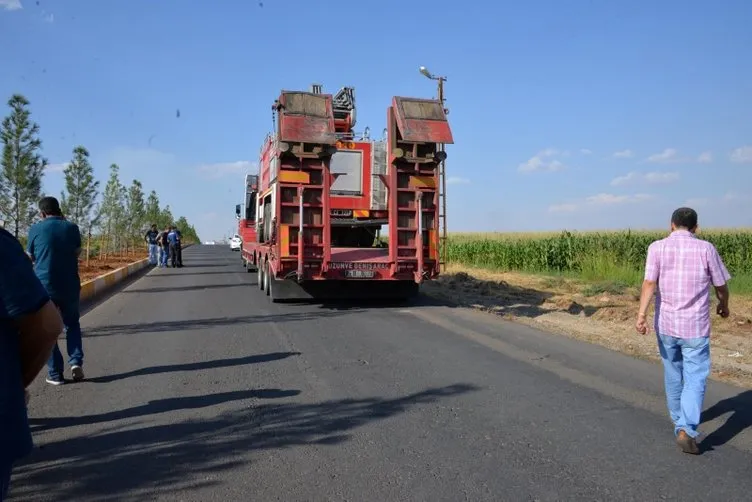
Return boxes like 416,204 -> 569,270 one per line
423,265 -> 752,389
79,255 -> 148,283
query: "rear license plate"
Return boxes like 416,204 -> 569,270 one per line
345,270 -> 375,279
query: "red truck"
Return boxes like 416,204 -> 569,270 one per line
235,84 -> 453,302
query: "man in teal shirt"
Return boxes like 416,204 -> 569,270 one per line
26,196 -> 84,385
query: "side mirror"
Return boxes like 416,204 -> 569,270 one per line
235,204 -> 241,219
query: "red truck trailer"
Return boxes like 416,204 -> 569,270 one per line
235,84 -> 453,302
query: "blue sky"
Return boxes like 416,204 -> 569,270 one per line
1,0 -> 750,241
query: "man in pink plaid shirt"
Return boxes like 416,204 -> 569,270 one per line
636,207 -> 731,455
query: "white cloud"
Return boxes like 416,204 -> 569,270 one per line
580,149 -> 593,155
548,203 -> 578,213
646,148 -> 679,164
730,146 -> 752,164
446,176 -> 470,185
0,0 -> 22,11
195,160 -> 257,179
686,192 -> 740,208
548,192 -> 653,213
47,162 -> 69,173
612,149 -> 634,159
586,193 -> 653,205
696,151 -> 713,164
610,171 -> 679,186
518,148 -> 567,173
644,171 -> 679,184
610,172 -> 639,186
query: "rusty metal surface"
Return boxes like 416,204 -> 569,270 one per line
278,91 -> 337,145
392,96 -> 454,144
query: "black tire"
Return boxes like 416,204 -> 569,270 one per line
264,261 -> 271,296
258,260 -> 264,290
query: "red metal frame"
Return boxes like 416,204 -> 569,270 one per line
240,87 -> 451,289
328,140 -> 373,212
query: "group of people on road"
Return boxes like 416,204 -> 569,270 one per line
2,196 -> 84,499
0,203 -> 735,498
144,224 -> 183,268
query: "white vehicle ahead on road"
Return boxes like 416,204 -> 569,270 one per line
230,235 -> 242,251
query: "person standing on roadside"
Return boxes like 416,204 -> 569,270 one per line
26,196 -> 85,386
636,207 -> 731,455
167,225 -> 179,268
1,226 -> 65,500
175,226 -> 183,267
158,225 -> 170,268
144,224 -> 159,266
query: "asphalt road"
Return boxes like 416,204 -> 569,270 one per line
11,245 -> 752,501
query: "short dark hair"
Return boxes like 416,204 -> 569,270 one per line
39,196 -> 62,216
671,207 -> 698,230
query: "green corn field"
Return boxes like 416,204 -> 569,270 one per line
445,229 -> 752,292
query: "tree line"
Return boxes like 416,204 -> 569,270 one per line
0,93 -> 200,255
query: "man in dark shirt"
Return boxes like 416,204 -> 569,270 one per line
167,226 -> 179,268
1,227 -> 64,499
175,227 -> 183,267
158,225 -> 170,268
144,224 -> 159,266
26,196 -> 84,385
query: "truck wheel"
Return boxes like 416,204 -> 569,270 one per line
258,260 -> 264,290
264,261 -> 271,296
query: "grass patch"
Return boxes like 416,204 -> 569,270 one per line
581,280 -> 632,297
445,229 -> 752,296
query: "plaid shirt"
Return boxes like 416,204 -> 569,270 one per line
644,229 -> 731,339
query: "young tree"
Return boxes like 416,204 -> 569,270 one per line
0,94 -> 47,237
158,204 -> 174,229
175,215 -> 200,243
125,179 -> 146,249
60,145 -> 99,233
99,163 -> 125,254
145,190 -> 160,227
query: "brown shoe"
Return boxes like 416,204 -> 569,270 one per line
676,430 -> 700,454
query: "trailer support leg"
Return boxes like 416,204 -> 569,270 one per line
297,186 -> 304,280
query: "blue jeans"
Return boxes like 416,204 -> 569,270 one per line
1,461 -> 12,501
47,298 -> 83,380
148,243 -> 158,264
656,334 -> 711,439
159,247 -> 169,266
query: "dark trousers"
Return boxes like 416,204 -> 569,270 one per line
47,297 -> 83,380
169,244 -> 178,267
176,242 -> 183,266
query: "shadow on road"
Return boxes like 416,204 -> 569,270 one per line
700,390 -> 752,452
84,311 -> 351,338
123,283 -> 250,294
29,389 -> 301,432
86,352 -> 301,384
146,271 -> 247,278
15,384 -> 479,500
180,263 -> 230,268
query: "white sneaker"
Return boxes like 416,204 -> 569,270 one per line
45,376 -> 64,386
71,365 -> 85,382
